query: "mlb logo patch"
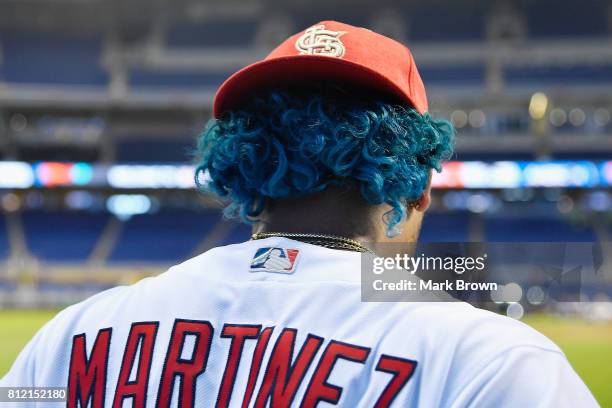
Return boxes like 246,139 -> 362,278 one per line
250,247 -> 300,274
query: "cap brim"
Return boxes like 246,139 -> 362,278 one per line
213,55 -> 415,118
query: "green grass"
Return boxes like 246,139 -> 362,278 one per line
0,311 -> 610,405
0,310 -> 60,375
522,314 -> 612,407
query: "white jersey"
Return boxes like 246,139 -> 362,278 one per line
1,237 -> 598,407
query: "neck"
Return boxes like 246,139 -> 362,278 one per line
253,187 -> 385,242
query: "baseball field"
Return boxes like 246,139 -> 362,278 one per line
0,310 -> 610,406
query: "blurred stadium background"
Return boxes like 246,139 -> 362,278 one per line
0,0 -> 611,403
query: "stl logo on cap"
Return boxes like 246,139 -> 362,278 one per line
295,24 -> 346,58
214,20 -> 430,118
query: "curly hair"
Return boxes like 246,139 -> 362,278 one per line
195,85 -> 455,236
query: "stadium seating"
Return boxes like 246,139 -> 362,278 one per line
0,213 -> 8,259
108,210 -> 219,262
128,69 -> 227,89
294,11 -> 369,33
220,223 -> 251,246
21,211 -> 109,261
484,215 -> 595,242
525,0 -> 608,38
166,19 -> 259,47
407,6 -> 485,41
116,139 -> 195,163
5,210 -> 601,265
419,65 -> 486,87
487,113 -> 530,134
0,31 -> 108,86
420,212 -> 471,242
505,65 -> 612,85
421,212 -> 597,243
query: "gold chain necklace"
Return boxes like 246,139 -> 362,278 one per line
251,232 -> 374,254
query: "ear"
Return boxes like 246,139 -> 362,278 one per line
414,171 -> 432,212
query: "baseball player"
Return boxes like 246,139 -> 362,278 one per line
1,21 -> 597,407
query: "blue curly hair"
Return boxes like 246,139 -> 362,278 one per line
195,84 -> 454,236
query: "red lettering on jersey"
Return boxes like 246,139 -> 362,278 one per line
373,354 -> 418,407
67,328 -> 112,408
254,329 -> 324,408
112,322 -> 159,408
216,324 -> 261,408
241,326 -> 273,408
301,340 -> 370,407
156,319 -> 214,407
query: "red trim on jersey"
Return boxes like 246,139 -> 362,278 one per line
374,354 -> 418,407
216,324 -> 261,408
156,319 -> 214,407
241,327 -> 274,408
67,328 -> 112,408
254,329 -> 324,407
301,340 -> 370,407
112,322 -> 159,408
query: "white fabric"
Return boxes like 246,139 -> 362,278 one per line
1,237 -> 599,407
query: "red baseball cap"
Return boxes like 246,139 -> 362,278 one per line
213,20 -> 428,118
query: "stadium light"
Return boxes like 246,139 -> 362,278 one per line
528,92 -> 548,120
